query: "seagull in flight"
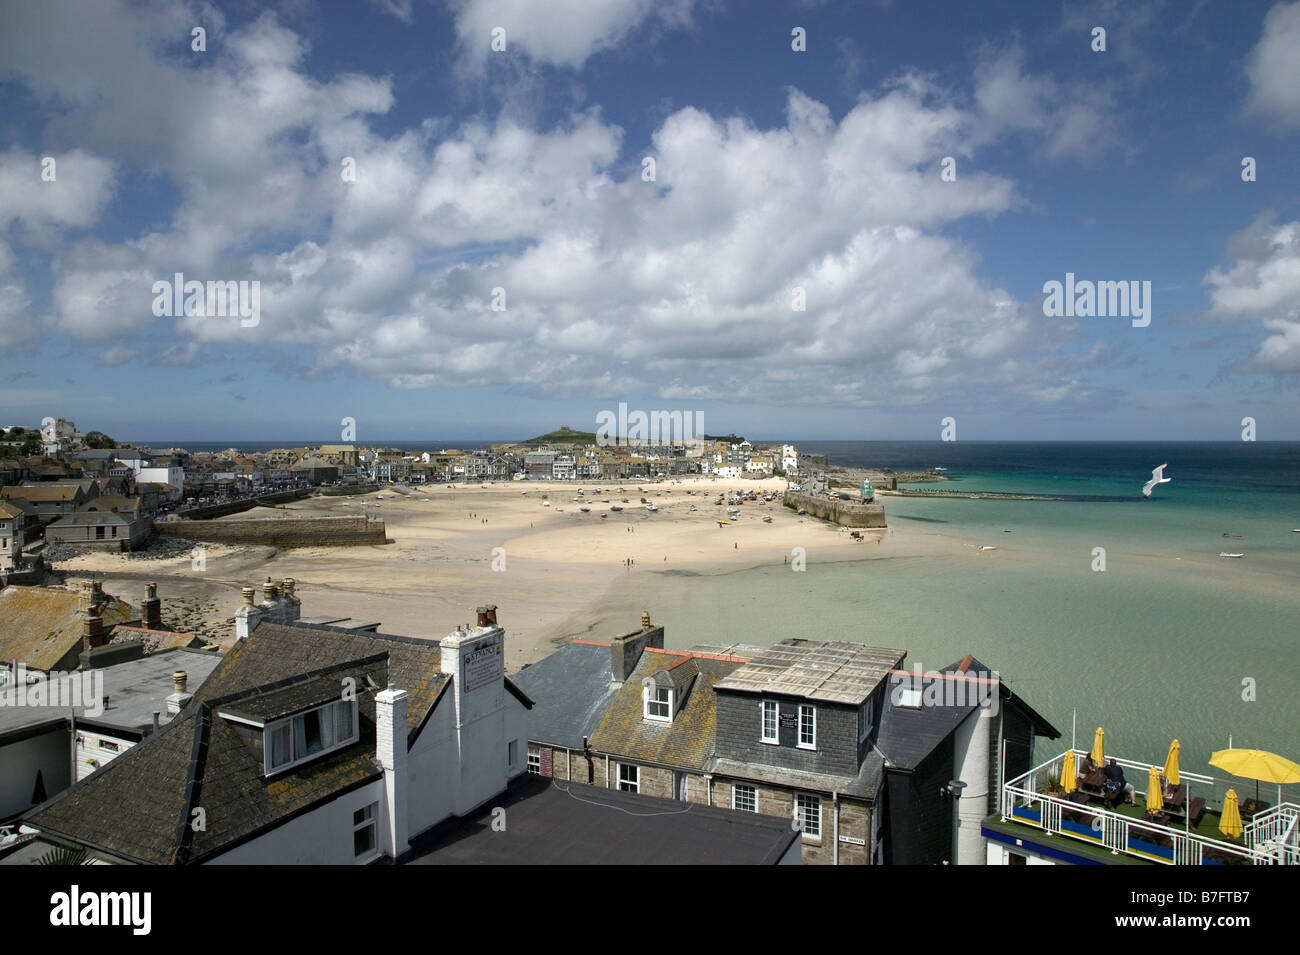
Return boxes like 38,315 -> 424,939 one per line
1142,463 -> 1171,499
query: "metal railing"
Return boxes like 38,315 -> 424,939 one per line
1001,750 -> 1298,865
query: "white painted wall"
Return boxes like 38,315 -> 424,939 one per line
75,730 -> 135,781
206,780 -> 386,865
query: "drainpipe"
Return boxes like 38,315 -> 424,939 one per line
833,792 -> 840,865
705,774 -> 712,807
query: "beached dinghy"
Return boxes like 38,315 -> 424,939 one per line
1219,552 -> 1244,558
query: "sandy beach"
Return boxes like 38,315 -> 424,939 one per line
47,477 -> 974,670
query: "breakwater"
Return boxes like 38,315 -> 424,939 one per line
178,488 -> 312,520
783,491 -> 887,528
155,515 -> 387,547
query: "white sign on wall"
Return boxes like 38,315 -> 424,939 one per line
463,640 -> 502,692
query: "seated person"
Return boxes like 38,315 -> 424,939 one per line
1102,759 -> 1136,805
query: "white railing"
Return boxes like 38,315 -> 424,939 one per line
1001,750 -> 1293,865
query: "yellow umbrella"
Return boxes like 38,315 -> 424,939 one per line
1163,739 -> 1180,786
1209,748 -> 1300,803
1061,750 -> 1077,794
1219,789 -> 1243,840
1145,766 -> 1163,814
1090,728 -> 1105,766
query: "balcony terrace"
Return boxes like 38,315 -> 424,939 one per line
992,749 -> 1299,865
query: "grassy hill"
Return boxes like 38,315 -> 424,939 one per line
519,426 -> 599,446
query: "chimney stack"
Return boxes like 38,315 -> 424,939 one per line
166,670 -> 193,716
142,582 -> 162,630
485,604 -> 497,626
241,586 -> 255,606
82,602 -> 105,650
263,578 -> 279,603
375,687 -> 410,858
476,606 -> 492,627
610,616 -> 665,683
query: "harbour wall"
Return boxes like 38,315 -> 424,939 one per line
178,488 -> 312,520
783,491 -> 887,528
155,515 -> 387,548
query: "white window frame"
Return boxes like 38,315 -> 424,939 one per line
644,685 -> 672,722
353,802 -> 378,860
897,687 -> 923,709
733,784 -> 757,813
760,699 -> 779,744
798,704 -> 816,750
617,763 -> 639,793
527,744 -> 541,775
262,698 -> 360,776
795,793 -> 821,840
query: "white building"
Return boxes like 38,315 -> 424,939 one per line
16,601 -> 531,865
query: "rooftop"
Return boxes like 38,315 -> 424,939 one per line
995,748 -> 1300,865
0,647 -> 223,740
406,774 -> 799,865
714,638 -> 906,705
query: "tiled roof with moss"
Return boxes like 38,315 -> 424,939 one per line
589,651 -> 742,771
0,585 -> 135,670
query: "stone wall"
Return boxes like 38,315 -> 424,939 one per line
155,515 -> 386,547
178,488 -> 311,520
783,490 -> 886,528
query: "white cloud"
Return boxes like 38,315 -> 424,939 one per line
5,1 -> 1091,410
446,0 -> 701,70
1246,2 -> 1300,128
1203,214 -> 1300,371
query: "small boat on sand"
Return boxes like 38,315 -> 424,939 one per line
762,515 -> 772,523
979,545 -> 997,551
610,505 -> 623,512
579,506 -> 590,512
1219,552 -> 1244,558
1223,533 -> 1243,539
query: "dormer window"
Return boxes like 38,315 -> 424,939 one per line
263,699 -> 357,774
644,685 -> 672,722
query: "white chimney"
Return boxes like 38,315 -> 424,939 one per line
165,670 -> 192,716
234,586 -> 263,641
440,618 -> 507,816
375,686 -> 409,858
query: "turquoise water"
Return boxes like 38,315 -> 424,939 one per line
591,445 -> 1300,795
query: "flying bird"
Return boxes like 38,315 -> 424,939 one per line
1142,463 -> 1171,499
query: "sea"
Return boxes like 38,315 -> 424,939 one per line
142,438 -> 1298,792
609,441 -> 1300,796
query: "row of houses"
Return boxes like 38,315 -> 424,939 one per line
0,575 -> 1060,866
512,618 -> 1056,865
1,589 -> 800,865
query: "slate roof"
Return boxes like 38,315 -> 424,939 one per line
713,749 -> 886,801
511,640 -> 618,750
876,656 -> 1060,773
218,671 -> 363,724
21,615 -> 469,864
0,585 -> 136,671
589,650 -> 742,772
714,638 -> 905,705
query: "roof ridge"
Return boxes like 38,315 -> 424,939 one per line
261,619 -> 447,648
170,703 -> 212,865
204,651 -> 390,708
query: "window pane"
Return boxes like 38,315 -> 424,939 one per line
300,710 -> 323,755
336,701 -> 354,740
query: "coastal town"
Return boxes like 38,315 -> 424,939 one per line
1,416 -> 1294,872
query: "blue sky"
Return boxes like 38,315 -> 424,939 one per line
1,0 -> 1299,442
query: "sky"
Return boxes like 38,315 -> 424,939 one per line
1,0 -> 1299,443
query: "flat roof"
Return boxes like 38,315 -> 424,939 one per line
407,774 -> 799,865
0,647 -> 223,738
713,638 -> 906,705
